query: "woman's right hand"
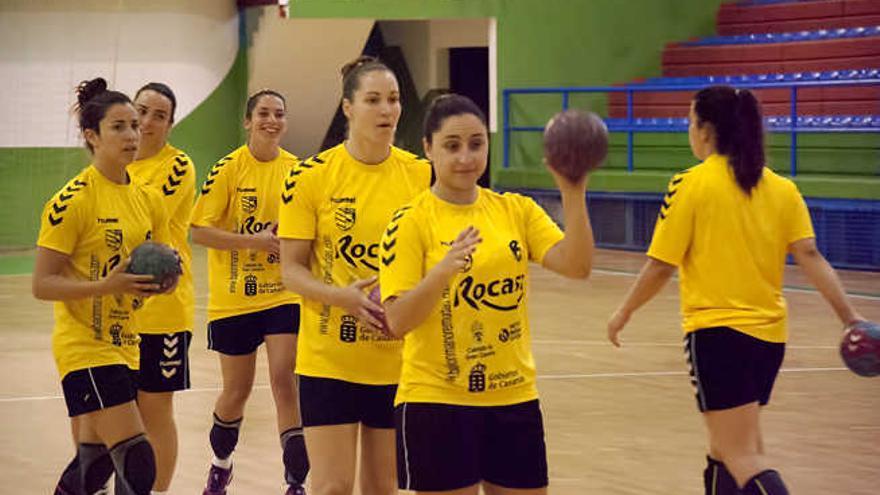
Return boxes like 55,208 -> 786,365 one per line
100,258 -> 160,297
435,226 -> 482,278
251,223 -> 280,256
335,276 -> 386,330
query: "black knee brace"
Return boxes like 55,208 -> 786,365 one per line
743,469 -> 789,495
281,427 -> 309,485
55,455 -> 82,495
77,443 -> 113,495
704,455 -> 738,495
210,413 -> 243,460
109,434 -> 156,495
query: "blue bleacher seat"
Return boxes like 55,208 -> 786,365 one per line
605,115 -> 879,131
635,69 -> 877,88
683,25 -> 880,46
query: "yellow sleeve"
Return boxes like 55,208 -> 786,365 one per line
277,157 -> 321,240
191,156 -> 233,228
148,189 -> 173,245
519,195 -> 564,264
785,181 -> 815,244
378,206 -> 424,301
36,181 -> 86,255
646,170 -> 697,266
163,153 -> 196,228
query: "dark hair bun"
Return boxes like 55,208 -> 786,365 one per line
75,78 -> 108,111
341,55 -> 378,79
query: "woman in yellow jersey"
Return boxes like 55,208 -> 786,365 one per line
34,78 -> 172,495
607,85 -> 865,495
125,82 -> 195,494
378,94 -> 594,494
278,56 -> 431,495
191,90 -> 307,495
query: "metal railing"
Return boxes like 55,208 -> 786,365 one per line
502,78 -> 880,177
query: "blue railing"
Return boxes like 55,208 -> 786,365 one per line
502,77 -> 880,177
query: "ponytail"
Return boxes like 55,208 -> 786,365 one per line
693,85 -> 765,193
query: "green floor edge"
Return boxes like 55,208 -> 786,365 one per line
0,254 -> 34,275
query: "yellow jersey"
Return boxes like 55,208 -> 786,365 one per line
277,144 -> 431,385
127,143 -> 195,332
191,145 -> 301,321
379,189 -> 564,406
647,154 -> 815,343
37,165 -> 171,378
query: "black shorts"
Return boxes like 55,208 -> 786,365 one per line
138,331 -> 192,392
298,375 -> 396,429
395,400 -> 548,491
61,365 -> 138,417
208,304 -> 300,356
685,327 -> 785,412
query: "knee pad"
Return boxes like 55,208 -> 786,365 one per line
743,469 -> 789,495
210,413 -> 242,460
109,434 -> 156,495
703,456 -> 738,495
77,443 -> 113,495
281,427 -> 309,485
56,455 -> 82,495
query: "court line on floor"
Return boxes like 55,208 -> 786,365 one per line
0,366 -> 850,404
3,267 -> 878,300
532,339 -> 836,350
591,268 -> 879,300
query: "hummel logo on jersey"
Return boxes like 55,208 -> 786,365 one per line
49,180 -> 87,226
97,218 -> 119,224
201,157 -> 232,194
509,240 -> 522,261
330,196 -> 355,204
659,169 -> 690,220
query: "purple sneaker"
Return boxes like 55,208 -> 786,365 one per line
203,463 -> 233,495
285,484 -> 306,495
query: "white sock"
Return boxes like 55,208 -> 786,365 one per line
212,454 -> 233,469
151,491 -> 168,495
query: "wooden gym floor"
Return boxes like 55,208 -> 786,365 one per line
1,247 -> 878,494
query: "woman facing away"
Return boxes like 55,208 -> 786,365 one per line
607,85 -> 865,495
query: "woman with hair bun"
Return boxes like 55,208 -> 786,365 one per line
34,77 -> 172,495
279,56 -> 431,494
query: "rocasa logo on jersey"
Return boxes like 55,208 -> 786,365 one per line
454,273 -> 525,312
336,235 -> 379,271
238,216 -> 272,235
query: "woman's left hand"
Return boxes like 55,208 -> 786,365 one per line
607,308 -> 631,347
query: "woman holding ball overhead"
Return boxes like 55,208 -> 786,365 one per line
377,94 -> 596,494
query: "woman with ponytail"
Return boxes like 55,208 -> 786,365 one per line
607,85 -> 864,495
278,56 -> 431,494
34,77 -> 174,495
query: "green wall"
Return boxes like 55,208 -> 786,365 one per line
0,47 -> 247,249
285,0 -> 726,182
